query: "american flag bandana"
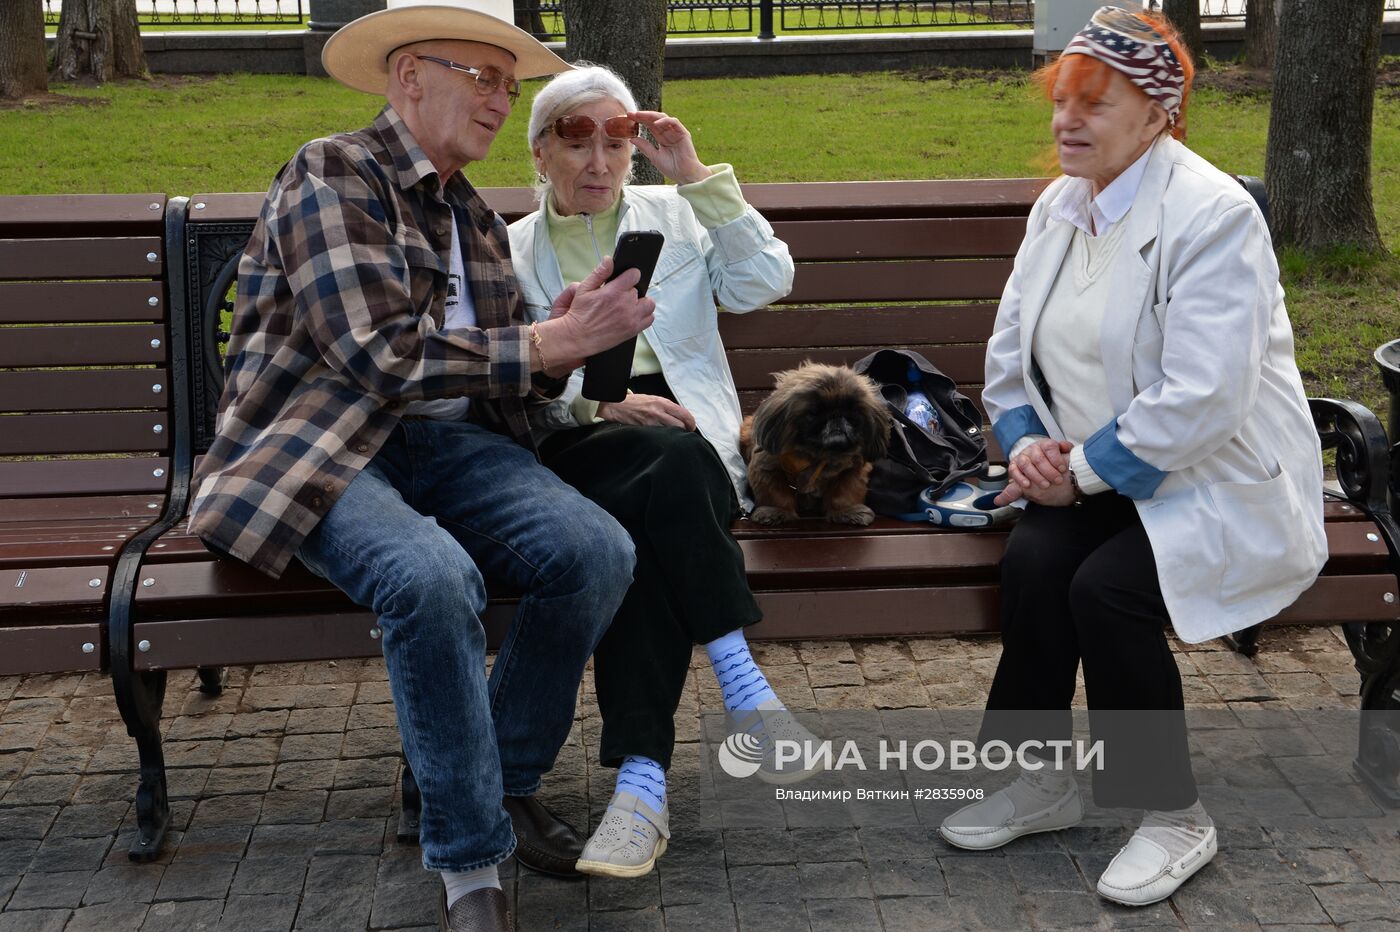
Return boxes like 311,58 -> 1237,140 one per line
1062,6 -> 1185,126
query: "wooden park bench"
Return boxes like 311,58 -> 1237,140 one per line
3,179 -> 1399,864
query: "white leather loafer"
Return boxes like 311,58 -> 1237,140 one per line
938,780 -> 1082,851
576,792 -> 670,879
1096,825 -> 1217,906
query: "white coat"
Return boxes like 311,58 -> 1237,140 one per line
508,184 -> 795,509
983,136 -> 1327,643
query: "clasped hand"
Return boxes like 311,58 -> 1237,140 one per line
994,438 -> 1078,508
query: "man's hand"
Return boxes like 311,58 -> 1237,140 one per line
534,256 -> 655,374
994,439 -> 1076,507
597,393 -> 697,430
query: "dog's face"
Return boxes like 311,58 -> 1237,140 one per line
752,362 -> 890,465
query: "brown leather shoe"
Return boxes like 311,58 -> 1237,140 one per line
438,885 -> 511,932
502,794 -> 584,879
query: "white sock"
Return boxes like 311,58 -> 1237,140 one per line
442,865 -> 500,909
1137,800 -> 1214,860
1002,766 -> 1076,816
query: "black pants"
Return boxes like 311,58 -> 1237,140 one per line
982,494 -> 1198,810
539,397 -> 760,770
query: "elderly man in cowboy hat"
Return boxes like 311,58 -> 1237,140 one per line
189,2 -> 656,928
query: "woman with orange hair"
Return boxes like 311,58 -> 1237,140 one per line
938,7 -> 1325,906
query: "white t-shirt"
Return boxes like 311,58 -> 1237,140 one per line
403,220 -> 476,420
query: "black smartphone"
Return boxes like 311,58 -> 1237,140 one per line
581,230 -> 665,403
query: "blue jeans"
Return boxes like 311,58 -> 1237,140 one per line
296,420 -> 634,871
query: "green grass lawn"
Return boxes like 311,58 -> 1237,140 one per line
3,69 -> 1397,411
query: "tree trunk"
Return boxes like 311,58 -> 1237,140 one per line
563,0 -> 667,184
52,0 -> 147,83
0,0 -> 48,99
1243,0 -> 1279,71
513,0 -> 549,39
1161,0 -> 1205,69
1265,0 -> 1385,253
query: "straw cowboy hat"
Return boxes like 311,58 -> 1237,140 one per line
323,0 -> 571,95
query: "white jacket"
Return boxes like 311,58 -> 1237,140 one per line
984,136 -> 1327,643
508,185 -> 794,509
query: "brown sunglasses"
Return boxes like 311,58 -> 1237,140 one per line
551,115 -> 641,140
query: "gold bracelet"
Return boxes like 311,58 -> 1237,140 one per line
528,322 -> 549,374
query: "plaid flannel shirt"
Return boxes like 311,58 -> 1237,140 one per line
190,106 -> 563,579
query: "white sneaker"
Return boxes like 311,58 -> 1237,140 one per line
938,778 -> 1083,851
1097,825 -> 1217,906
576,792 -> 670,879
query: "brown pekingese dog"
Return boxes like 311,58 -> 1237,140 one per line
740,361 -> 891,526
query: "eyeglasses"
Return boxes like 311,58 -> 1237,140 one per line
550,114 -> 641,141
414,55 -> 520,102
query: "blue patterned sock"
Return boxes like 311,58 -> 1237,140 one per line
705,629 -> 779,712
615,756 -> 667,831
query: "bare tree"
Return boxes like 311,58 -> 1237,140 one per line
1243,0 -> 1279,71
1265,0 -> 1385,253
1161,0 -> 1205,69
52,0 -> 147,83
563,0 -> 667,184
0,1 -> 48,99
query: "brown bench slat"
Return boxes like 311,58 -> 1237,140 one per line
132,559 -> 356,619
0,237 -> 164,281
0,458 -> 170,498
0,412 -> 169,456
728,344 -> 987,391
1273,574 -> 1399,624
0,495 -> 163,522
0,281 -> 166,324
0,538 -> 131,570
0,324 -> 168,367
0,565 -> 107,615
719,305 -> 998,350
1320,520 -> 1395,574
0,194 -> 165,237
0,369 -> 171,413
0,624 -> 103,676
741,532 -> 1006,589
772,217 -> 1026,261
785,258 -> 1014,304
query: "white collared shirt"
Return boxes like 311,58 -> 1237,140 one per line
1047,139 -> 1157,237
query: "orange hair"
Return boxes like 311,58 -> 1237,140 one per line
1033,11 -> 1195,141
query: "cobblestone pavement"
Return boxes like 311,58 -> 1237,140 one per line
1,626 -> 1398,931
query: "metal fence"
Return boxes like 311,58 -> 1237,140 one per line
41,1 -> 1400,33
43,1 -> 306,27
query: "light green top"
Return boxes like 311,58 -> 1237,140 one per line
543,164 -> 748,423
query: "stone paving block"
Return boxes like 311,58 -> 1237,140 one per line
19,743 -> 93,777
313,817 -> 384,855
0,909 -> 70,932
663,902 -> 739,932
947,891 -> 1032,930
6,870 -> 90,910
3,698 -> 67,725
657,862 -> 728,907
225,711 -> 290,740
798,642 -> 857,665
259,790 -> 328,824
244,824 -> 318,861
730,863 -> 800,903
1170,880 -> 1265,927
326,786 -> 393,821
154,858 -> 237,902
304,853 -> 376,893
1246,882 -> 1331,925
217,892 -> 299,931
291,887 -> 374,931
735,899 -> 810,932
1278,846 -> 1370,884
588,907 -> 664,931
346,703 -> 397,731
355,681 -> 393,705
515,874 -> 588,932
2,774 -> 78,807
1352,843 -> 1400,883
1313,881 -> 1399,924
82,862 -> 164,905
797,860 -> 873,900
277,733 -> 343,763
375,844 -> 433,888
28,834 -> 111,874
203,765 -> 274,797
14,676 -> 84,701
589,873 -> 662,911
0,808 -> 55,842
333,755 -> 398,790
62,697 -> 121,724
341,726 -> 402,759
167,714 -> 233,742
167,767 -> 212,800
66,899 -> 150,931
271,761 -> 337,793
369,881 -> 436,929
229,856 -> 307,896
938,855 -> 1014,898
806,896 -> 880,931
1026,891 -> 1112,930
867,858 -> 941,897
140,898 -> 222,930
190,793 -> 263,830
876,894 -> 959,931
0,874 -> 16,908
1006,851 -> 1090,893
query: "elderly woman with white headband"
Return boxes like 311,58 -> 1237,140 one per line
508,64 -> 806,879
938,7 -> 1325,906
